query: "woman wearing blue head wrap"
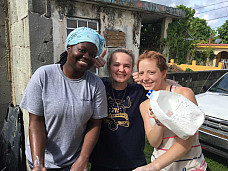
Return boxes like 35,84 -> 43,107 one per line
20,27 -> 107,170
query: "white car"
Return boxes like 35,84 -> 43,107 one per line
196,72 -> 228,159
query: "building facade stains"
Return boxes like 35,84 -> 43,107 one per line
133,12 -> 142,48
102,7 -> 116,30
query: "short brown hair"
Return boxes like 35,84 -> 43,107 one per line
108,49 -> 135,67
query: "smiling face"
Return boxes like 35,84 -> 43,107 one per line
65,42 -> 97,78
138,58 -> 167,91
108,52 -> 133,84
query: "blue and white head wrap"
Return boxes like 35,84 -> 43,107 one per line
65,27 -> 105,56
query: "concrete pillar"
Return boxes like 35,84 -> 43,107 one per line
161,17 -> 172,39
218,62 -> 223,69
192,60 -> 196,65
217,52 -> 221,64
161,17 -> 172,63
170,59 -> 175,64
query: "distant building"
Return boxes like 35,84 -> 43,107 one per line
196,38 -> 228,68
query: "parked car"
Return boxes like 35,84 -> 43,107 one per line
196,72 -> 228,159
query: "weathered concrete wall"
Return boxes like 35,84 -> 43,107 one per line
29,12 -> 53,72
7,0 -> 54,159
9,0 -> 53,107
167,70 -> 228,94
51,0 -> 101,63
7,0 -> 31,159
100,6 -> 142,74
6,0 -> 142,147
51,0 -> 141,76
0,0 -> 12,129
8,0 -> 29,134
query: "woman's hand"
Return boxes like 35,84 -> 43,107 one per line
70,118 -> 102,171
70,156 -> 88,171
94,49 -> 106,68
132,72 -> 141,84
148,108 -> 163,127
133,167 -> 144,171
32,165 -> 47,171
133,164 -> 159,171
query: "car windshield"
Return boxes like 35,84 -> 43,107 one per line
209,73 -> 228,94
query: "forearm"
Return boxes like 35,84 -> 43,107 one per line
140,100 -> 164,148
29,113 -> 46,167
78,118 -> 102,161
146,124 -> 164,148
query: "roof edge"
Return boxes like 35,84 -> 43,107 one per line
86,0 -> 185,18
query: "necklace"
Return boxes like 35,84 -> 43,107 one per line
112,87 -> 127,113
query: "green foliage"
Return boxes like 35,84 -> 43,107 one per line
140,4 -> 221,65
140,22 -> 162,53
165,5 -> 213,64
217,20 -> 228,44
166,20 -> 194,64
185,68 -> 193,72
144,136 -> 153,164
191,17 -> 212,44
194,48 -> 216,64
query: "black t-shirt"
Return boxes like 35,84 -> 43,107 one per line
90,79 -> 147,169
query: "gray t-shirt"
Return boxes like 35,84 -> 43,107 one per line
20,64 -> 107,168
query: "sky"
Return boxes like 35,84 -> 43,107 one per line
143,0 -> 228,30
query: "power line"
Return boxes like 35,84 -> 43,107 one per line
195,1 -> 228,9
212,26 -> 220,29
206,15 -> 228,21
196,6 -> 228,14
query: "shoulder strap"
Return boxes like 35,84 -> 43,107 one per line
170,85 -> 176,92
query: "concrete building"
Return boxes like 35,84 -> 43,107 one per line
0,0 -> 185,142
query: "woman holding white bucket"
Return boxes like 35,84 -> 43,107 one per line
133,51 -> 209,171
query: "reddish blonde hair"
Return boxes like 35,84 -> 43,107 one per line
137,51 -> 168,72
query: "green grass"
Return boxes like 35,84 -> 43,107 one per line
144,137 -> 228,171
203,151 -> 228,171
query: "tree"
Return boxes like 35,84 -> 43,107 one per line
191,17 -> 212,44
217,20 -> 228,44
165,19 -> 194,64
165,5 -> 213,64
